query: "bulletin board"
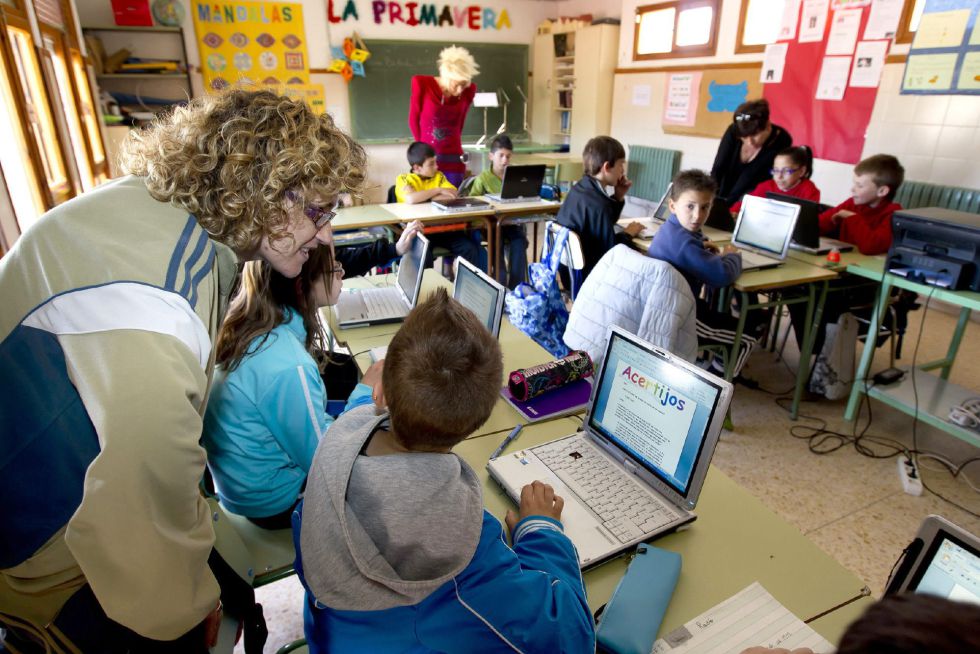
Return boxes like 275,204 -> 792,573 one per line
663,65 -> 763,138
763,4 -> 881,164
901,0 -> 980,95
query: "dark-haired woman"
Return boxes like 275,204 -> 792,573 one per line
710,98 -> 792,211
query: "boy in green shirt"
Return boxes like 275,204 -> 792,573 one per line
465,134 -> 529,288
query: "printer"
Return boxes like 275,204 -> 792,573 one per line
886,207 -> 980,291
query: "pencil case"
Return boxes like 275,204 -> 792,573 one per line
595,544 -> 681,654
507,350 -> 593,401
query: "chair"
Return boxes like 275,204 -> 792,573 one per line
543,220 -> 585,301
276,639 -> 309,654
458,175 -> 476,197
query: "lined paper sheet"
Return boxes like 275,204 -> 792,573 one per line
651,582 -> 834,654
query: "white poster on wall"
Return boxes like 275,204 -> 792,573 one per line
826,9 -> 862,55
816,56 -> 852,99
800,0 -> 831,42
849,40 -> 889,87
761,43 -> 789,83
864,0 -> 904,40
632,84 -> 652,107
779,0 -> 803,41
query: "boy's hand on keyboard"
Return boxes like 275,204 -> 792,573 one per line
720,244 -> 739,255
505,480 -> 565,533
395,220 -> 424,255
623,221 -> 644,237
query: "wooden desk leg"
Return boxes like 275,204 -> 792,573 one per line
791,282 -> 825,420
940,307 -> 971,380
844,278 -> 893,421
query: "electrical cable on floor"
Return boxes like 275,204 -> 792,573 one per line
769,286 -> 978,517
908,288 -> 980,519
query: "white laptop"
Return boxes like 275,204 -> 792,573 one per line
370,258 -> 505,361
616,183 -> 672,239
488,326 -> 733,569
731,195 -> 801,271
485,164 -> 546,203
333,234 -> 430,328
885,515 -> 980,603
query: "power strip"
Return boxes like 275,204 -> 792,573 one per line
897,457 -> 923,496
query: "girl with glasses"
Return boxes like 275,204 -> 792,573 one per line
731,145 -> 821,213
202,245 -> 383,530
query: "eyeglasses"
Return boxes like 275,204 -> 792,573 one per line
734,113 -> 756,122
770,167 -> 800,176
285,190 -> 339,229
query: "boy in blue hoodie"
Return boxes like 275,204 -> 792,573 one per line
295,287 -> 595,654
648,169 -> 760,377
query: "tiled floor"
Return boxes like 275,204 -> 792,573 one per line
244,301 -> 980,653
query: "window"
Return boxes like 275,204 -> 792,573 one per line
633,0 -> 721,61
895,0 -> 926,44
0,39 -> 45,232
736,0 -> 784,54
44,29 -> 94,190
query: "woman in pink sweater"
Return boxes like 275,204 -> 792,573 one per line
408,46 -> 479,187
731,145 -> 820,213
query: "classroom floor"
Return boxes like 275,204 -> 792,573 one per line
243,295 -> 980,654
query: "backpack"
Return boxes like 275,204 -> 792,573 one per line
505,226 -> 572,358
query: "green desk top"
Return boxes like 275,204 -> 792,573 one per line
785,247 -> 883,271
847,258 -> 980,309
333,204 -> 402,231
454,420 -> 872,646
324,271 -> 559,438
735,257 -> 838,292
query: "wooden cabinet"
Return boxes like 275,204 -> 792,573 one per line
531,23 -> 619,154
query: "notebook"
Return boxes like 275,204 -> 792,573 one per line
369,257 -> 505,362
884,514 -> 980,603
432,197 -> 492,213
488,326 -> 733,568
333,234 -> 430,328
731,195 -> 801,271
485,164 -> 546,203
766,192 -> 854,255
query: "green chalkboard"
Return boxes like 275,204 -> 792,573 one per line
349,40 -> 528,142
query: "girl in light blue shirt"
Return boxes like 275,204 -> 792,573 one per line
203,245 -> 380,528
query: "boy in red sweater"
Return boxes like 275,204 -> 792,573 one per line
818,154 -> 904,255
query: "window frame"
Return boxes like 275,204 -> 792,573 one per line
633,0 -> 722,62
735,0 -> 776,54
894,0 -> 923,45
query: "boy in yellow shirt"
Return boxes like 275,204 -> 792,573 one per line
395,141 -> 485,270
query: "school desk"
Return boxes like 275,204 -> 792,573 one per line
842,258 -> 980,449
456,419 -> 874,646
322,271 -> 567,439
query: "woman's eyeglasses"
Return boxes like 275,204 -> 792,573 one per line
770,167 -> 799,176
285,190 -> 340,229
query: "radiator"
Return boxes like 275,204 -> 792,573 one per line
627,145 -> 681,203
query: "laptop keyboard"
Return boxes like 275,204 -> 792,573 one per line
533,435 -> 679,543
362,289 -> 403,318
740,249 -> 779,268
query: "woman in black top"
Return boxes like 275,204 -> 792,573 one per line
710,98 -> 792,211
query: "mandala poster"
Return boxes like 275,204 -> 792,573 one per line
193,1 -> 310,91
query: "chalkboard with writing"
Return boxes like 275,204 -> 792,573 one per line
349,40 -> 529,141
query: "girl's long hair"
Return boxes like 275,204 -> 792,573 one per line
216,246 -> 335,372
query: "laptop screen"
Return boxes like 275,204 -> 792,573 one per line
587,332 -> 724,497
396,234 -> 426,304
733,195 -> 800,256
453,260 -> 503,337
908,531 -> 980,605
653,183 -> 672,221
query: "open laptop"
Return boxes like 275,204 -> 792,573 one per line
485,164 -> 546,203
615,183 -> 672,239
488,326 -> 733,569
885,515 -> 980,603
766,192 -> 854,255
432,197 -> 492,213
370,257 -> 505,361
731,195 -> 801,271
333,234 -> 430,328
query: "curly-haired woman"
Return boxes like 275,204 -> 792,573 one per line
0,89 -> 365,651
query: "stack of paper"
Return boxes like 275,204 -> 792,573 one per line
652,582 -> 833,654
